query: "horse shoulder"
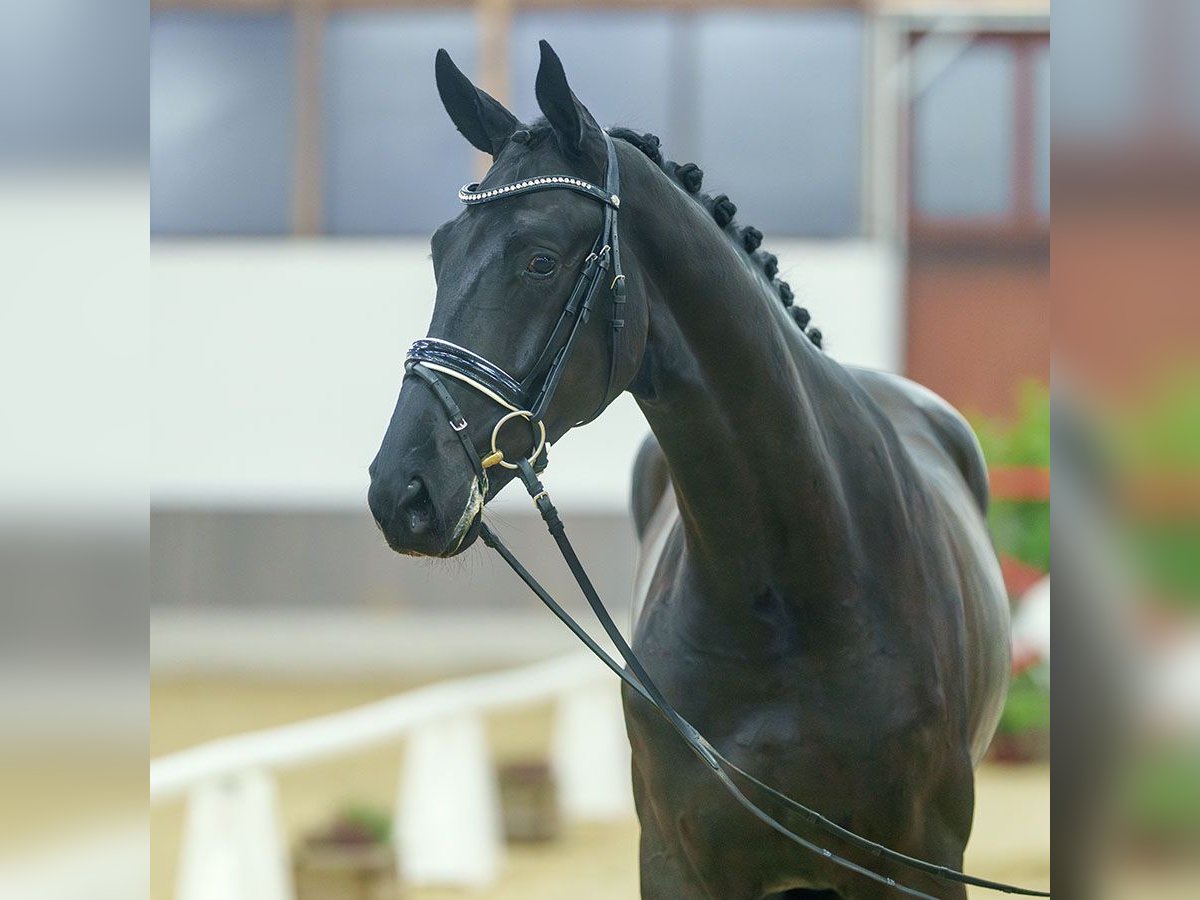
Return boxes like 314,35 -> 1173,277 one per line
846,367 -> 990,515
847,367 -> 1011,764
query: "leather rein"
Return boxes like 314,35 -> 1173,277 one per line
403,133 -> 1048,899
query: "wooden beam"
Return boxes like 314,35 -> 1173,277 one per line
513,0 -> 863,8
477,0 -> 511,105
474,0 -> 512,179
152,0 -> 865,12
875,0 -> 1048,16
152,0 -> 291,11
151,0 -> 469,11
292,1 -> 324,234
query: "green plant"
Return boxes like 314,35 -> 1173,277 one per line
969,380 -> 1051,572
1114,370 -> 1200,608
1117,370 -> 1200,468
308,802 -> 392,847
997,669 -> 1050,736
341,803 -> 392,844
971,380 -> 1051,468
1124,746 -> 1200,848
1130,523 -> 1200,606
989,500 -> 1051,573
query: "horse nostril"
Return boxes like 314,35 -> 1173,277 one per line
397,476 -> 434,535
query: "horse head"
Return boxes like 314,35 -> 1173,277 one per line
368,42 -> 648,556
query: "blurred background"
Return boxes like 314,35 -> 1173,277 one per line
0,2 -> 147,899
2,0 -> 1197,896
148,1 -> 1058,897
148,1 -> 1053,645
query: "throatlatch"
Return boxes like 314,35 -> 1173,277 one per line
404,133 -> 1049,899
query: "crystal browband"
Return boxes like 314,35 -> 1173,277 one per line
459,175 -> 619,209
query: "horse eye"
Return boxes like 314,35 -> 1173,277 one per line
527,254 -> 557,276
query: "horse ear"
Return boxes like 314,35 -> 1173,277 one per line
534,40 -> 602,158
435,48 -> 519,158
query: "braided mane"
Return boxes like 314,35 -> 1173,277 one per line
607,127 -> 823,350
511,123 -> 823,349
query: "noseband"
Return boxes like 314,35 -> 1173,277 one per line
400,134 -> 1048,899
404,131 -> 626,493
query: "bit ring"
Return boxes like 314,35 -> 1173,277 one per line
489,410 -> 547,470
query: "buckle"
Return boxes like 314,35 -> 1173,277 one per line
450,415 -> 468,432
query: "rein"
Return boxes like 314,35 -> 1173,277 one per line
404,133 -> 1049,899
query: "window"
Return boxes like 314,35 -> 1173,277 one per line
1177,0 -> 1200,135
322,10 -> 478,234
1033,45 -> 1050,217
150,5 -> 870,238
509,11 -> 677,145
692,10 -> 865,237
1053,0 -> 1141,141
913,42 -> 1016,220
0,0 -> 146,163
151,13 -> 295,235
909,34 -> 1050,234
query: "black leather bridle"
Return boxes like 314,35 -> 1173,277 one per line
405,132 -> 627,498
403,133 -> 1049,899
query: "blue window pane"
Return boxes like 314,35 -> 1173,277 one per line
914,41 -> 1016,219
151,13 -> 295,235
1053,0 -> 1141,141
0,0 -> 147,164
322,11 -> 478,235
692,11 -> 865,237
510,13 -> 676,144
1034,44 -> 1050,217
1185,0 -> 1200,135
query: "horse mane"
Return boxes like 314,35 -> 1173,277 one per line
512,122 -> 823,349
607,127 -> 823,350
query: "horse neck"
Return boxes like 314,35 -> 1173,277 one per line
622,157 -> 864,601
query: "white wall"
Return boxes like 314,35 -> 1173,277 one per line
151,239 -> 902,513
2,173 -> 146,525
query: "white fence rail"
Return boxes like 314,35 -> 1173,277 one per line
150,653 -> 633,899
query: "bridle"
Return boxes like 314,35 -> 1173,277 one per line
402,133 -> 1049,899
405,131 -> 627,498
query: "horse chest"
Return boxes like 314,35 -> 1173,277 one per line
629,525 -> 949,820
630,580 -> 929,770
626,490 -> 963,875
622,657 -> 936,894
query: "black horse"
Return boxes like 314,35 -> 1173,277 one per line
369,42 -> 1011,899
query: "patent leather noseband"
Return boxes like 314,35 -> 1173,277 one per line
405,131 -> 626,491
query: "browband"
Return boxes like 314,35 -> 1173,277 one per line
458,175 -> 620,209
